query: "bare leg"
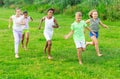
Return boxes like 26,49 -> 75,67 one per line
44,41 -> 48,54
91,36 -> 102,56
21,34 -> 25,48
47,40 -> 52,59
77,48 -> 82,64
86,41 -> 93,47
25,32 -> 29,50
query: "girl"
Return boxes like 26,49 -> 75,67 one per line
8,8 -> 25,58
21,11 -> 33,50
86,9 -> 108,56
39,8 -> 59,59
64,12 -> 95,64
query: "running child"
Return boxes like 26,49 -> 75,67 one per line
8,8 -> 25,58
21,11 -> 33,50
86,9 -> 108,56
64,12 -> 95,64
38,8 -> 59,59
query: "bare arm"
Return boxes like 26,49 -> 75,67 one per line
8,17 -> 12,29
85,19 -> 90,24
99,21 -> 108,28
39,17 -> 45,29
86,27 -> 96,36
30,17 -> 33,21
64,30 -> 74,39
53,18 -> 59,28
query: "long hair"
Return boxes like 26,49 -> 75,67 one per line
89,9 -> 97,18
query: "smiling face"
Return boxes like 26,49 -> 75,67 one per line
92,11 -> 98,19
75,12 -> 82,22
16,9 -> 21,16
47,10 -> 54,18
23,13 -> 28,18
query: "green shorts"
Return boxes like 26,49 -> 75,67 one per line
22,29 -> 29,34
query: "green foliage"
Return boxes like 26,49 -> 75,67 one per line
0,0 -> 120,20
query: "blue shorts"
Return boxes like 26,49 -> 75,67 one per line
90,32 -> 99,38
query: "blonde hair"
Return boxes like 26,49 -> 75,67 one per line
75,12 -> 82,16
89,9 -> 97,18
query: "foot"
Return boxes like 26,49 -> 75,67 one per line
48,56 -> 53,60
79,61 -> 83,65
97,53 -> 103,57
24,46 -> 28,50
22,45 -> 25,48
15,54 -> 19,58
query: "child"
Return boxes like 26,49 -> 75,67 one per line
8,8 -> 25,58
39,8 -> 59,59
64,12 -> 95,64
86,9 -> 108,56
21,11 -> 33,50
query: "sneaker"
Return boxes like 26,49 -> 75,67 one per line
15,54 -> 19,58
98,53 -> 103,57
48,56 -> 53,60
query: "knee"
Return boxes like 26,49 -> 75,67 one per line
48,41 -> 52,46
82,48 -> 85,51
15,40 -> 19,45
94,41 -> 98,46
26,37 -> 29,40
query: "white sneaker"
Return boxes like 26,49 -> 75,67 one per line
15,54 -> 19,58
48,56 -> 53,60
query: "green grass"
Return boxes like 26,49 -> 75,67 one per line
0,8 -> 120,79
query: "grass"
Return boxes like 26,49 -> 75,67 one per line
0,8 -> 120,79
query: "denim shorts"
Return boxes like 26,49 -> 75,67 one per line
90,32 -> 99,38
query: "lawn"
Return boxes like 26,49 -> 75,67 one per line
0,8 -> 120,79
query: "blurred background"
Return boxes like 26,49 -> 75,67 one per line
0,0 -> 120,21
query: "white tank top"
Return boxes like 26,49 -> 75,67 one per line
44,16 -> 54,32
11,15 -> 24,31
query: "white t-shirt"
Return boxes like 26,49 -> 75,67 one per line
11,15 -> 24,31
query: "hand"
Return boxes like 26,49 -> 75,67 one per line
52,25 -> 55,28
64,35 -> 68,39
52,25 -> 58,28
8,25 -> 10,29
92,32 -> 96,36
105,25 -> 109,29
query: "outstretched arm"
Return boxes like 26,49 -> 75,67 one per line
8,17 -> 12,29
39,17 -> 45,29
30,17 -> 33,21
86,27 -> 96,36
64,30 -> 74,39
85,19 -> 90,24
53,18 -> 59,28
99,21 -> 108,28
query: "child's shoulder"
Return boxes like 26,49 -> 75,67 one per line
11,15 -> 15,18
80,20 -> 86,24
71,21 -> 76,26
81,20 -> 86,22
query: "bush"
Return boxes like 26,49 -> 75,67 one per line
0,0 -> 120,21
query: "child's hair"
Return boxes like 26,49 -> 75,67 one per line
15,8 -> 20,11
47,8 -> 55,13
23,11 -> 28,14
89,9 -> 97,18
75,12 -> 82,16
